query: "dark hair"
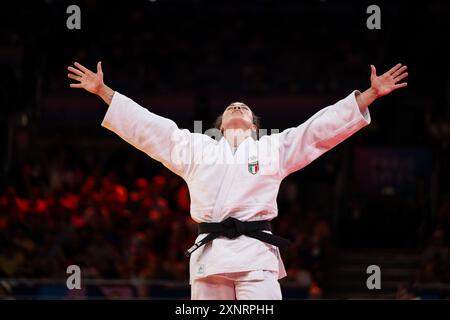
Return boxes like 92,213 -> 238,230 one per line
214,109 -> 261,139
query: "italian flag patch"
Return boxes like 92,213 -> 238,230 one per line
248,161 -> 259,175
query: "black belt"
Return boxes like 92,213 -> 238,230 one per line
184,217 -> 290,257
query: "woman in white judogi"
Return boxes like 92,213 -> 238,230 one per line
68,61 -> 408,299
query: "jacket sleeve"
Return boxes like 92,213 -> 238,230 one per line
275,90 -> 371,178
101,91 -> 197,179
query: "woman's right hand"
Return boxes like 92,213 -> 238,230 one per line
67,61 -> 104,95
68,61 -> 115,105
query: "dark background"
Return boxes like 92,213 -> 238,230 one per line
0,0 -> 448,299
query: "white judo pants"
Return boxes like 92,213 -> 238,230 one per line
191,270 -> 282,300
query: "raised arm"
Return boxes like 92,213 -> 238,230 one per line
275,63 -> 409,178
67,61 -> 204,180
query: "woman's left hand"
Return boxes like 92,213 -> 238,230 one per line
370,63 -> 408,98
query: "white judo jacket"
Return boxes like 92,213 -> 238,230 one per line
101,90 -> 371,284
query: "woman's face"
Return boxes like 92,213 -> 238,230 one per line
220,102 -> 255,132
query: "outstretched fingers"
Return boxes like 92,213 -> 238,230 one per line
68,66 -> 84,76
394,82 -> 408,89
70,83 -> 83,88
394,72 -> 408,83
74,62 -> 89,73
68,73 -> 82,82
387,63 -> 402,76
388,63 -> 409,91
392,65 -> 407,78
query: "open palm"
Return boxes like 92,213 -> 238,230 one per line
371,63 -> 408,97
67,61 -> 104,94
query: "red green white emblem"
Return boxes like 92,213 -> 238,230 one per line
248,161 -> 259,175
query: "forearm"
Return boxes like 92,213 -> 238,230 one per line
280,91 -> 371,177
97,84 -> 115,105
356,87 -> 378,113
100,91 -> 189,175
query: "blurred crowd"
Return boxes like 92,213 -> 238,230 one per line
0,146 -> 194,282
0,144 -> 336,298
2,139 -> 446,298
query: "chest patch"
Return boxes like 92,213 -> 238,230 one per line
248,155 -> 259,175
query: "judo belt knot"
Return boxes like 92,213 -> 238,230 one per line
184,217 -> 291,257
221,217 -> 252,239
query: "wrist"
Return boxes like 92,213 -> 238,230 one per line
356,87 -> 378,112
97,84 -> 114,105
368,86 -> 380,100
96,83 -> 108,96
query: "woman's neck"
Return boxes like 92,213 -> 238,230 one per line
223,128 -> 252,151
